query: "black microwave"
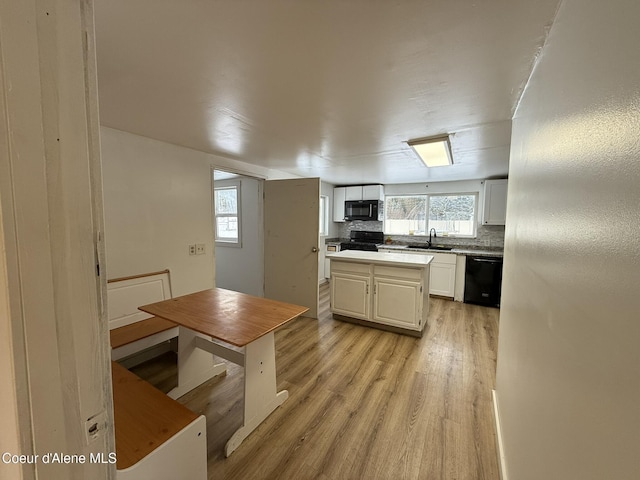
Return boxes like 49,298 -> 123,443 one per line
344,200 -> 383,221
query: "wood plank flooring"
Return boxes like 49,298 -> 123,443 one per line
132,282 -> 500,480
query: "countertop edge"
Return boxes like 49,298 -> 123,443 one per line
327,250 -> 433,267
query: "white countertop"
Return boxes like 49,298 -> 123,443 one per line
327,250 -> 433,267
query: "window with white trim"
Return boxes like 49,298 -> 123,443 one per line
384,193 -> 477,237
214,182 -> 241,246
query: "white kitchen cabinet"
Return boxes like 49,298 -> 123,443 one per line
483,179 -> 508,225
344,184 -> 384,201
362,185 -> 384,200
333,187 -> 346,222
429,260 -> 456,297
330,261 -> 371,320
329,253 -> 430,334
335,185 -> 384,221
428,252 -> 456,297
378,248 -> 456,298
372,266 -> 423,329
345,186 -> 363,201
453,255 -> 466,302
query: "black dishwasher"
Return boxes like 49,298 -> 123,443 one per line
464,256 -> 503,308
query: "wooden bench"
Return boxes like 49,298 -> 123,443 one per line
108,270 -> 179,362
112,361 -> 207,479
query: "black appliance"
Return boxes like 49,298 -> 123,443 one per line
340,230 -> 384,252
464,256 -> 503,308
344,200 -> 382,221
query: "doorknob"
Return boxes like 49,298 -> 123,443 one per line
312,247 -> 318,253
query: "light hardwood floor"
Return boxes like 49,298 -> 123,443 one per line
132,283 -> 500,480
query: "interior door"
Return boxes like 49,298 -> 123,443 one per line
264,178 -> 320,318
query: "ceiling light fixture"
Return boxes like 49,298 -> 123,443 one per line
408,135 -> 453,167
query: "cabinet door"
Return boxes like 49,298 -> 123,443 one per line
372,277 -> 422,329
483,179 -> 508,225
331,272 -> 370,319
345,186 -> 363,201
362,185 -> 384,200
429,263 -> 456,297
333,187 -> 346,222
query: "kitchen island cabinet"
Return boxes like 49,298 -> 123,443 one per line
328,250 -> 432,336
330,261 -> 370,320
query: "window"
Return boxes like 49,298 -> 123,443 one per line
385,193 -> 477,237
214,182 -> 241,246
319,195 -> 329,236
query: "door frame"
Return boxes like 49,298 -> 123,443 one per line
0,1 -> 114,477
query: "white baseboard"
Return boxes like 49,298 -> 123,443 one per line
492,389 -> 508,480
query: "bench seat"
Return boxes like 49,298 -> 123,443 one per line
108,270 -> 178,362
111,361 -> 206,479
110,316 -> 177,349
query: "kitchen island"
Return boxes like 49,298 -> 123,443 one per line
327,250 -> 433,336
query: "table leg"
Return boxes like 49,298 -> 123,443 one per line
168,326 -> 227,400
225,331 -> 287,457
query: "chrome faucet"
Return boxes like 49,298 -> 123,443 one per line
428,228 -> 437,247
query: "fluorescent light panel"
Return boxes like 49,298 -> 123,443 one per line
408,136 -> 452,167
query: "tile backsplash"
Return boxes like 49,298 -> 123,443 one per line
337,221 -> 505,249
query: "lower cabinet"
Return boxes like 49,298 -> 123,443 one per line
331,271 -> 370,320
330,260 -> 429,334
372,277 -> 423,329
429,255 -> 456,297
378,248 -> 456,298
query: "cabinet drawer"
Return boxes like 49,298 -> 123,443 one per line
330,260 -> 371,276
374,265 -> 422,280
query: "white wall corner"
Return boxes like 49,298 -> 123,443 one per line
492,389 -> 508,480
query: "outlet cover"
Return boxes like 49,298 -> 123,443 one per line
196,244 -> 205,255
188,244 -> 196,255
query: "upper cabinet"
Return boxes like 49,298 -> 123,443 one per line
345,185 -> 384,201
482,179 -> 508,225
333,187 -> 346,222
345,186 -> 363,201
363,185 -> 384,200
334,185 -> 384,222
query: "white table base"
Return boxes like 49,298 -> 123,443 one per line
194,331 -> 288,456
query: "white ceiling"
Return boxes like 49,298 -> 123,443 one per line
95,0 -> 560,185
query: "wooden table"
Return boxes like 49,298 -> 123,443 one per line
139,287 -> 309,456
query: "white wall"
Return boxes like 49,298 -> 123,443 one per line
101,127 -> 298,296
215,175 -> 264,296
101,128 -> 216,295
494,1 -> 640,479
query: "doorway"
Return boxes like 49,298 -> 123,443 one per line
213,169 -> 264,297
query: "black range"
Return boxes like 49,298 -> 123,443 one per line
340,230 -> 384,252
